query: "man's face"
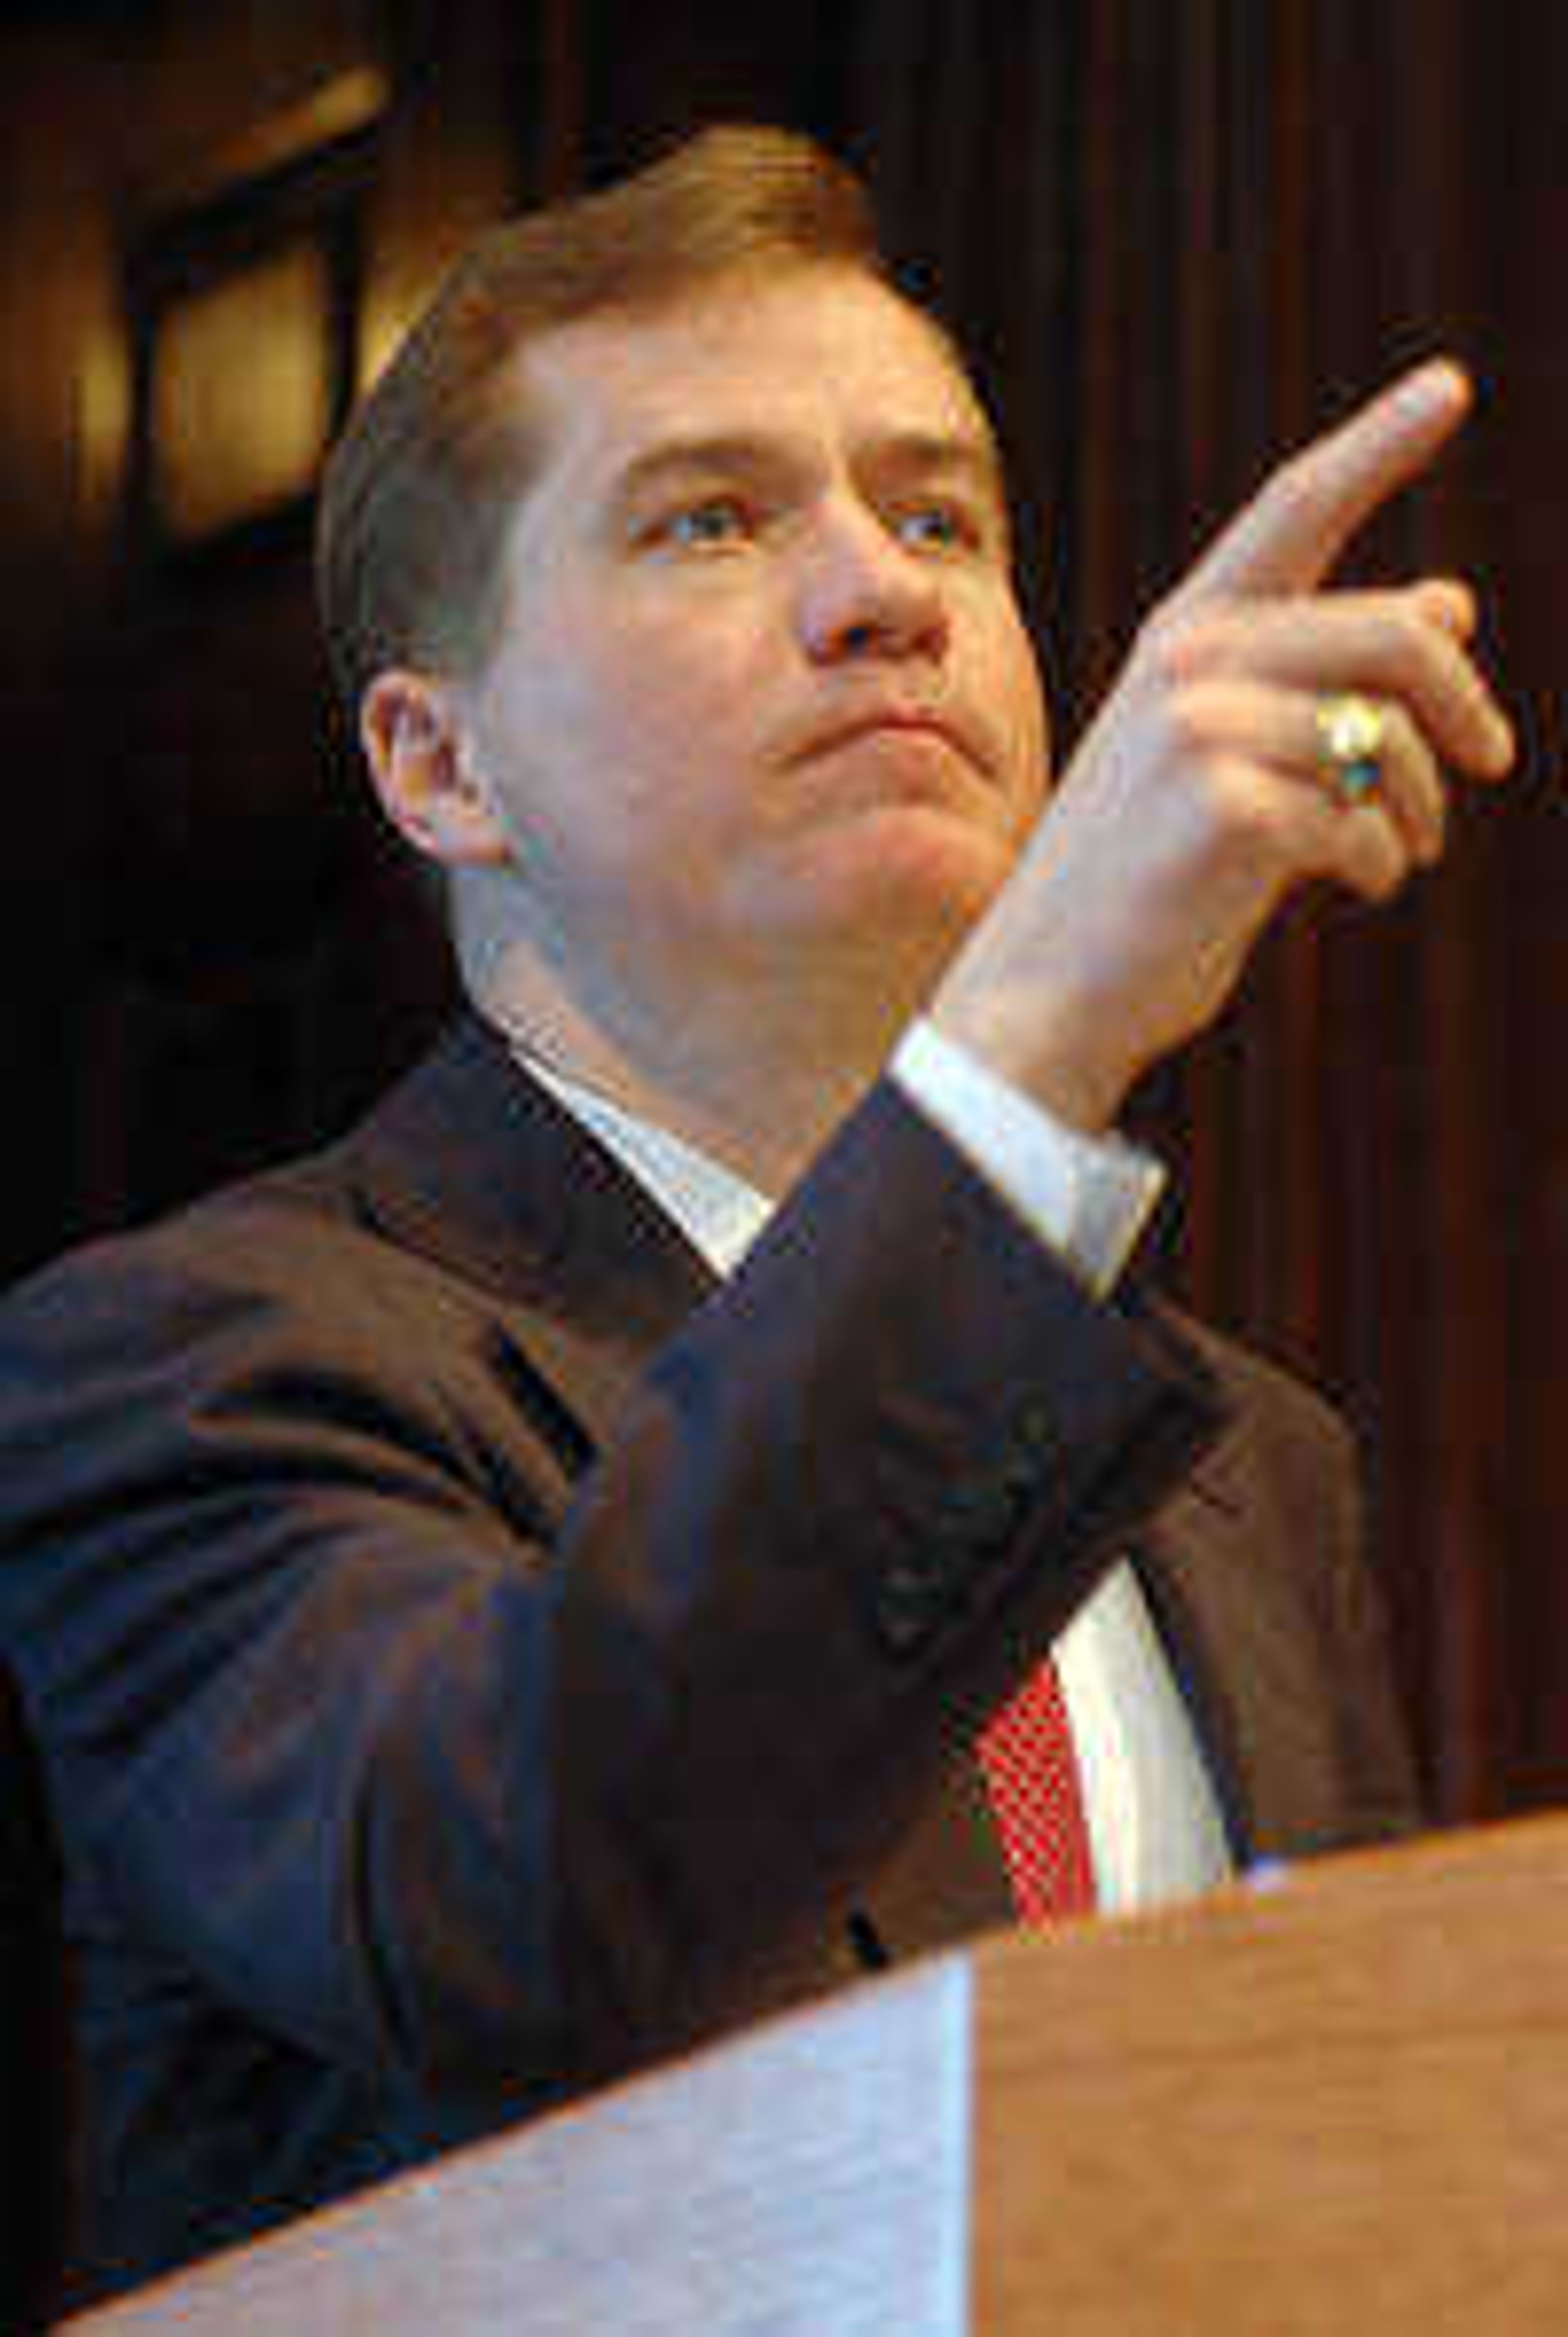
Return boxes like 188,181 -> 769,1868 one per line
452,264 -> 1051,1019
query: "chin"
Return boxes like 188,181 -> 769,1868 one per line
837,803 -> 1018,922
737,810 -> 1016,966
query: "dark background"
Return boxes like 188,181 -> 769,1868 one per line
2,0 -> 1564,1826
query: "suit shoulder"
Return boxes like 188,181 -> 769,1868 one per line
1160,1304 -> 1356,1478
0,1142 -> 468,1395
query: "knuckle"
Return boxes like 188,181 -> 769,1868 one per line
1200,761 -> 1293,870
1134,601 -> 1183,671
1261,447 -> 1325,531
1383,696 -> 1415,745
1335,807 -> 1409,901
1355,844 -> 1407,903
1375,700 -> 1417,769
1140,602 -> 1226,684
1392,595 -> 1440,663
1166,680 -> 1227,756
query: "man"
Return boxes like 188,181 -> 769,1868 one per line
0,125 -> 1514,2303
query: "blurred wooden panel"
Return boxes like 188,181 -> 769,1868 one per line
975,1814 -> 1568,2332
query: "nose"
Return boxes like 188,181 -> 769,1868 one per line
794,503 -> 950,667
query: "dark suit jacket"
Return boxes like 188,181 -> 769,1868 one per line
0,1012 -> 1418,2304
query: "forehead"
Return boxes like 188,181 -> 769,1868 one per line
507,266 -> 999,503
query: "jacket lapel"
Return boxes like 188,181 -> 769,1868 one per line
1132,1405 -> 1350,1871
341,1012 -> 715,1464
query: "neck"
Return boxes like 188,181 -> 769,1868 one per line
454,882 -> 931,1197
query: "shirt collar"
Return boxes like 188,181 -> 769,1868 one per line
509,1044 -> 770,1278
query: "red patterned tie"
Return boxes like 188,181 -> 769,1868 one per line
977,1655 -> 1096,1922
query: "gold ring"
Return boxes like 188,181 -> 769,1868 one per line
1315,694 -> 1387,804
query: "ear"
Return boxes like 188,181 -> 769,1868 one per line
359,670 -> 511,868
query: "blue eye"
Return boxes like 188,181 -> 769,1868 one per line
895,504 -> 977,552
665,499 -> 750,548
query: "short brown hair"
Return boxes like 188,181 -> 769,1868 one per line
315,125 -> 885,711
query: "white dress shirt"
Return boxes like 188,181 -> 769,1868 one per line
512,1017 -> 1232,1913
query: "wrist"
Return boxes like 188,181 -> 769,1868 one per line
924,983 -> 1135,1137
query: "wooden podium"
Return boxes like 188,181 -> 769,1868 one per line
67,1813 -> 1568,2333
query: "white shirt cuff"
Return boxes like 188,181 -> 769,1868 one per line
891,1018 -> 1166,1298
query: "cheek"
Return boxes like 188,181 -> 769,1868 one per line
548,596 -> 762,769
476,658 -> 756,900
620,653 -> 750,758
983,640 -> 1052,832
1017,635 -> 1051,765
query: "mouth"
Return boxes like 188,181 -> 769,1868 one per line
792,707 -> 985,774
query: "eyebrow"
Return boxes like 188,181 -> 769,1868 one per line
606,428 -> 1011,522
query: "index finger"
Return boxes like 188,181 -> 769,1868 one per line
1172,359 -> 1474,608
